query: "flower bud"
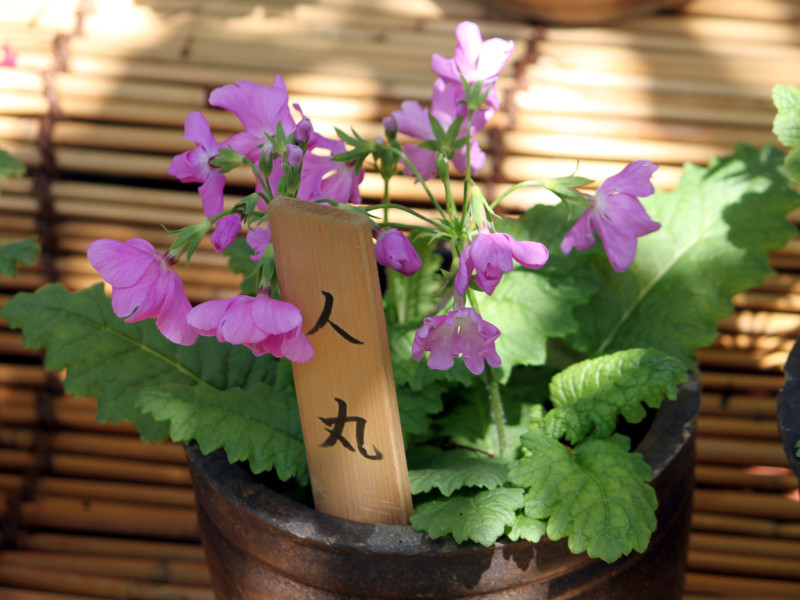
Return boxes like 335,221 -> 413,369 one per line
295,117 -> 313,144
258,140 -> 274,177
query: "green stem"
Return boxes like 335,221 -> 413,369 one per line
486,370 -> 506,455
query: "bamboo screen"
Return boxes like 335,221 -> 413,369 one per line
2,1 -> 800,598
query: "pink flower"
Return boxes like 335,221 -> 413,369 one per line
374,228 -> 422,276
87,238 -> 197,345
392,79 -> 489,179
430,21 -> 514,110
308,137 -> 364,204
246,225 -> 271,262
560,160 -> 661,272
187,295 -> 313,363
211,214 -> 242,253
1,43 -> 17,67
168,111 -> 247,218
412,307 -> 501,375
209,77 -> 296,160
455,231 -> 549,296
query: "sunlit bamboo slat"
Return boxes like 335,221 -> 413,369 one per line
16,532 -> 205,561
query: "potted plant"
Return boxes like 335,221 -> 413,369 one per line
2,22 -> 799,600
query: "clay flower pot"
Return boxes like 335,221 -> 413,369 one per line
184,378 -> 699,600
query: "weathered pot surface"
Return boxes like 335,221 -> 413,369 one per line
185,377 -> 699,600
778,338 -> 800,485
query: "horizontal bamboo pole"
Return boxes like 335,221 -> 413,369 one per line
684,0 -> 800,21
699,371 -> 787,394
34,476 -> 196,507
692,511 -> 800,539
16,532 -> 205,561
0,404 -> 139,434
0,550 -> 211,586
693,489 -> 800,521
47,453 -> 193,486
0,587 -> 95,600
684,571 -> 800,598
0,364 -> 48,387
20,495 -> 199,540
0,429 -> 186,464
0,563 -> 213,600
694,464 -> 797,493
718,311 -> 800,337
699,392 -> 778,419
688,548 -> 800,580
696,346 -> 788,372
696,437 -> 790,468
690,531 -> 800,560
696,415 -> 780,440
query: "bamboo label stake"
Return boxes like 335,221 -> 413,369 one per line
269,195 -> 413,525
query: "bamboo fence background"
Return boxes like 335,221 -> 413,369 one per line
1,0 -> 800,598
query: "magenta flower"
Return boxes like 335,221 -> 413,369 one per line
87,238 -> 197,345
1,43 -> 17,67
208,77 -> 296,160
187,295 -> 313,363
246,225 -> 271,262
374,228 -> 422,276
412,307 -> 501,375
392,79 -> 489,179
560,160 -> 661,272
211,214 -> 242,253
430,21 -> 514,110
455,231 -> 549,296
168,111 -> 245,218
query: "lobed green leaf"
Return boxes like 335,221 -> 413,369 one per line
408,448 -> 511,497
0,235 -> 40,278
544,348 -> 687,444
509,431 -> 656,563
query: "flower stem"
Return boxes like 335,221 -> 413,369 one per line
486,370 -> 507,455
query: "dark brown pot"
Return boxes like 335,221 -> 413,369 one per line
778,338 -> 800,485
185,378 -> 699,600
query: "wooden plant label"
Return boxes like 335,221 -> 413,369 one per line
269,196 -> 413,525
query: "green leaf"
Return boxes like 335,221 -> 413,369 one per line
773,85 -> 800,181
138,380 -> 307,483
0,235 -> 40,278
408,449 -> 511,496
543,348 -> 687,444
410,487 -> 524,546
509,431 -> 656,562
223,238 -> 259,295
395,381 -> 445,441
571,144 -> 800,366
506,513 -> 547,543
1,284 -> 306,481
0,148 -> 25,178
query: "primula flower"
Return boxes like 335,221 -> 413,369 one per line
211,214 -> 242,253
374,228 -> 422,276
208,77 -> 296,160
168,111 -> 246,218
87,238 -> 197,345
431,21 -> 515,110
187,295 -> 313,363
246,225 -> 271,262
392,79 -> 489,179
412,307 -> 501,375
561,160 -> 661,272
455,231 -> 549,296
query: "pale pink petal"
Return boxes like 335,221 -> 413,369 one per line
87,238 -> 157,287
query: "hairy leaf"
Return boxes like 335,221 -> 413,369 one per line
0,235 -> 40,278
410,487 -> 524,546
571,144 -> 800,366
139,381 -> 306,482
408,449 -> 511,496
1,284 -> 306,481
509,431 -> 656,562
0,148 -> 25,178
773,84 -> 800,181
544,348 -> 687,444
506,513 -> 547,543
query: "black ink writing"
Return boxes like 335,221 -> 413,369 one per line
306,290 -> 364,344
319,397 -> 383,460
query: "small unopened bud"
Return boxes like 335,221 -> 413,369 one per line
295,117 -> 312,144
382,115 -> 398,139
286,144 -> 303,168
259,140 -> 274,177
